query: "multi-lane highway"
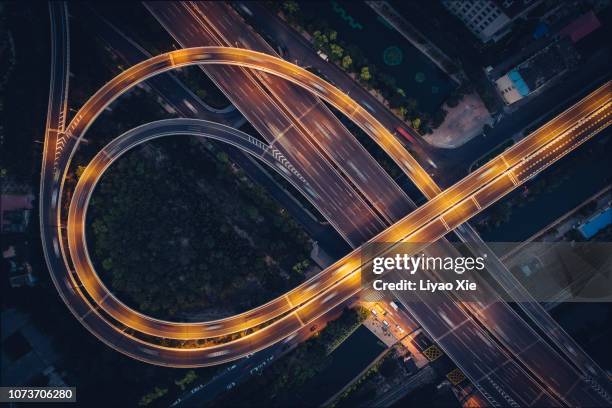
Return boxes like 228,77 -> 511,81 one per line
58,78 -> 610,383
81,4 -> 244,127
54,45 -> 447,232
65,83 -> 610,343
145,1 -> 440,245
44,42 -> 610,355
39,8 -> 612,404
67,118 -> 317,339
138,5 -> 612,403
403,82 -> 612,403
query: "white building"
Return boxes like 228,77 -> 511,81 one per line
443,0 -> 543,43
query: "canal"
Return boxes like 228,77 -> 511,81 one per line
480,129 -> 612,242
297,325 -> 386,406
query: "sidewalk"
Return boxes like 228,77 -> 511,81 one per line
424,93 -> 492,149
363,315 -> 397,347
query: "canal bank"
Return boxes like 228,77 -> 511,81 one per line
478,128 -> 612,242
297,325 -> 387,406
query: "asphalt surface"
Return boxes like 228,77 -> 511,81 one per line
231,1 -> 438,167
84,5 -> 348,258
145,1 -> 441,246
42,41 -> 610,366
208,8 -> 612,398
127,15 -> 568,405
236,1 -> 612,187
37,4 -> 612,405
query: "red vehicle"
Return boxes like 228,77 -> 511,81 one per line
396,126 -> 416,144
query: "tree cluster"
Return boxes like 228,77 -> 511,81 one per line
89,138 -> 312,320
277,1 -> 458,133
212,307 -> 368,406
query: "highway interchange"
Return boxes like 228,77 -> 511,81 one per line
128,6 -> 612,405
40,3 -> 611,406
146,1 -> 439,244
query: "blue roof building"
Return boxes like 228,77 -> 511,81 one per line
578,207 -> 612,239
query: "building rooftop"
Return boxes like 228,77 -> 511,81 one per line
1,194 -> 34,233
579,207 -> 612,239
517,39 -> 577,90
494,38 -> 579,105
1,309 -> 64,386
493,0 -> 540,19
560,11 -> 602,44
508,70 -> 530,96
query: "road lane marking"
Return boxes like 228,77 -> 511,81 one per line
285,294 -> 294,308
440,217 -> 451,231
507,171 -> 519,186
294,311 -> 305,326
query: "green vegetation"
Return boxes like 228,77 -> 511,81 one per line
340,117 -> 407,179
272,0 -> 456,133
326,306 -> 369,354
479,133 -> 612,234
330,350 -> 391,408
174,370 -> 197,391
215,307 -> 369,406
138,387 -> 167,407
174,66 -> 232,109
359,66 -> 371,81
482,168 -> 572,231
341,54 -> 352,69
0,3 -> 49,182
88,137 -> 312,320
